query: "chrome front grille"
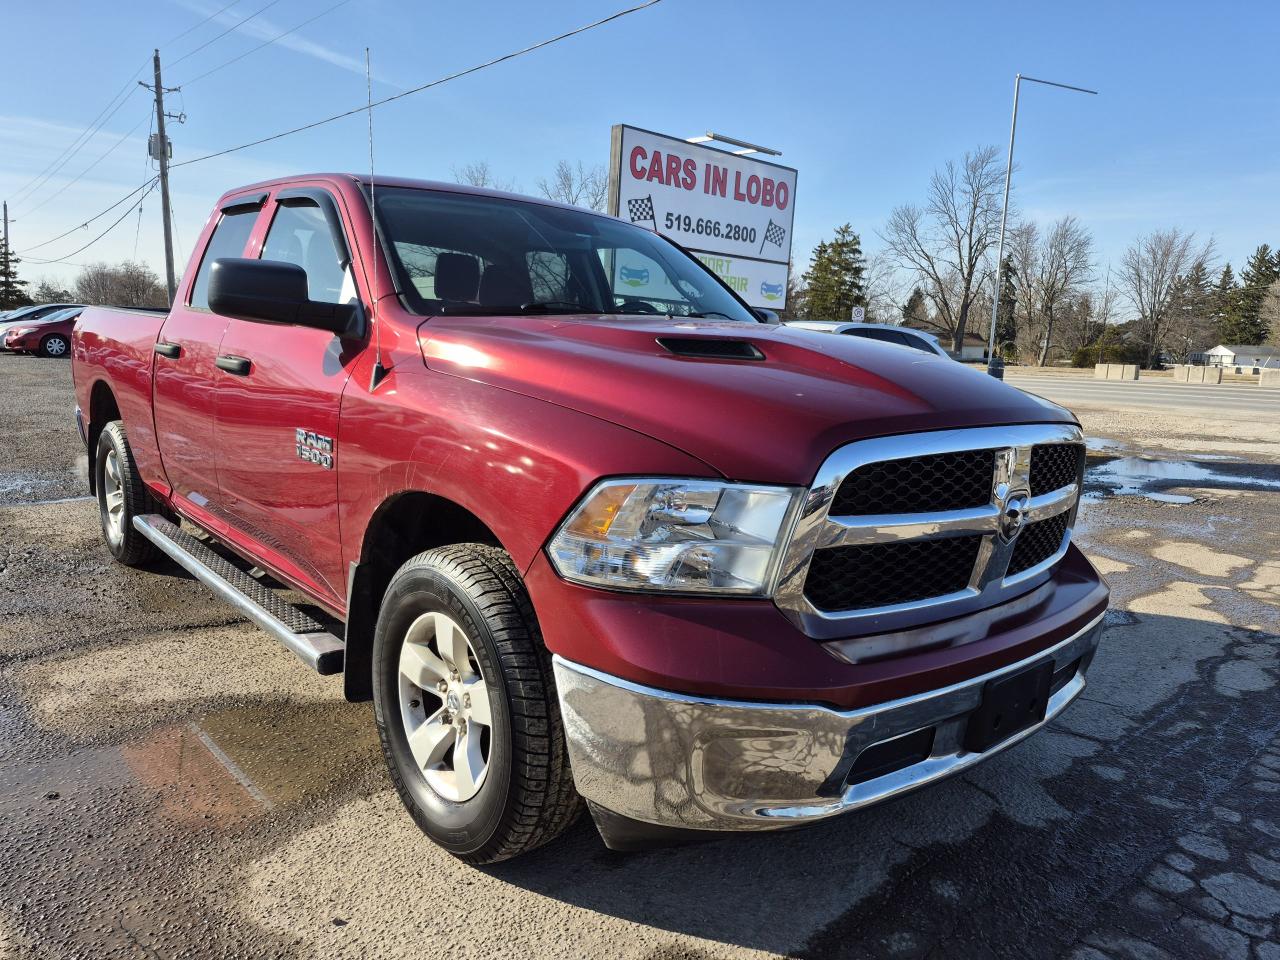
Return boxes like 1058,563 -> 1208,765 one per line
829,449 -> 996,515
773,424 -> 1084,645
804,536 -> 984,612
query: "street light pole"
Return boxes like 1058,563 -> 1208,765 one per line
986,74 -> 1097,376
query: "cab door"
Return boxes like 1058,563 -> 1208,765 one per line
212,187 -> 366,606
152,194 -> 265,511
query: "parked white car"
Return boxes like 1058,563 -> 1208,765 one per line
786,321 -> 953,359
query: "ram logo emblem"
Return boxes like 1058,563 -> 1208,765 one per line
295,429 -> 334,470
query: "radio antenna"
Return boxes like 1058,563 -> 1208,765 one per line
366,46 -> 388,391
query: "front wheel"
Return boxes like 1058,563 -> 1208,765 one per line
372,545 -> 581,864
40,334 -> 70,358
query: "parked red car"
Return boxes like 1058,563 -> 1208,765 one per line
71,174 -> 1107,863
4,307 -> 83,357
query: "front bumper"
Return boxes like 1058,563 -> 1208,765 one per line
554,611 -> 1102,835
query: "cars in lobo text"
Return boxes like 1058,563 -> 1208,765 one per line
71,173 -> 1108,863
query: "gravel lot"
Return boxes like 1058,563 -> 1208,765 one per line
1,351 -> 1278,960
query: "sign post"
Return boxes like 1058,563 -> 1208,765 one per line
608,124 -> 797,309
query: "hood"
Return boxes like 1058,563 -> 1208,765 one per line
419,315 -> 1073,484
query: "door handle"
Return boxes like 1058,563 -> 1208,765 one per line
216,354 -> 252,376
154,341 -> 181,359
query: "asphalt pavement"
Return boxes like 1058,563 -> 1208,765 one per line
1,352 -> 1278,960
1005,374 -> 1280,416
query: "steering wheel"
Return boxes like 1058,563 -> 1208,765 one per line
618,298 -> 660,315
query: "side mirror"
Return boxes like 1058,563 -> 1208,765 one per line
753,307 -> 780,324
208,258 -> 358,335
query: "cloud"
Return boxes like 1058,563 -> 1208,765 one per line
169,0 -> 394,84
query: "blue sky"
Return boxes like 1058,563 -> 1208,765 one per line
3,0 -> 1277,297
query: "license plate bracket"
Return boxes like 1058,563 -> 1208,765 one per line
963,661 -> 1054,753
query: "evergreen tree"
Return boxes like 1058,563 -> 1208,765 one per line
995,255 -> 1018,350
1212,264 -> 1238,342
802,224 -> 866,320
1165,262 -> 1215,360
1233,244 -> 1279,344
0,236 -> 31,311
901,286 -> 929,327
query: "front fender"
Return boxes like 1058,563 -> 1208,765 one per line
335,363 -> 719,579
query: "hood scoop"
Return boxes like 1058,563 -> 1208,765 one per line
656,337 -> 765,361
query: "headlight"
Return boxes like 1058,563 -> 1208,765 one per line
9,327 -> 34,337
547,478 -> 800,595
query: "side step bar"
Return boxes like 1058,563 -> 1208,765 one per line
133,514 -> 345,675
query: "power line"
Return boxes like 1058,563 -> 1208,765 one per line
178,0 -> 352,87
162,0 -> 245,49
24,181 -> 158,266
10,77 -> 145,208
17,112 -> 152,219
10,0 -> 234,211
168,0 -> 286,68
173,0 -> 663,170
16,177 -> 159,254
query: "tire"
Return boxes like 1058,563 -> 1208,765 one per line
40,334 -> 70,358
95,421 -> 162,566
372,544 -> 582,864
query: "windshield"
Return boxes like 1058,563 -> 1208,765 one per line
370,186 -> 758,323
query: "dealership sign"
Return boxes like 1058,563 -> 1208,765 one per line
608,124 -> 797,309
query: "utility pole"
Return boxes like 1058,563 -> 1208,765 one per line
985,74 -> 1097,377
141,50 -> 184,306
2,200 -> 10,308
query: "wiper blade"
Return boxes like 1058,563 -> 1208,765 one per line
684,311 -> 737,320
518,300 -> 596,314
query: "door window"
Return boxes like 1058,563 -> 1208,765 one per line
897,333 -> 937,353
189,208 -> 259,309
261,201 -> 352,304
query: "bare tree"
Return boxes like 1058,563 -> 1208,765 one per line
537,160 -> 608,212
1118,229 -> 1213,367
451,161 -> 518,192
860,250 -> 909,325
881,145 -> 1004,352
1006,217 -> 1094,364
1006,220 -> 1039,360
1032,217 -> 1094,365
32,277 -> 76,303
1261,280 -> 1280,347
75,261 -> 167,307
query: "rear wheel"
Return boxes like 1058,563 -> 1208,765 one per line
40,334 -> 69,358
96,421 -> 161,566
372,544 -> 581,864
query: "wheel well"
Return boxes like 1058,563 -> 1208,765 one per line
343,492 -> 502,702
86,381 -> 121,495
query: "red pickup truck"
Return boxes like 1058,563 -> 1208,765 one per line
72,174 -> 1107,863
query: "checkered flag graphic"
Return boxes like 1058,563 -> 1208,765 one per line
627,195 -> 656,227
760,219 -> 787,253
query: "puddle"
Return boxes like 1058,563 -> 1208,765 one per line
1085,437 -> 1125,452
8,495 -> 94,508
118,702 -> 380,828
0,474 -> 59,498
1085,455 -> 1280,504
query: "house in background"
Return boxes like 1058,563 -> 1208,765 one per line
1198,344 -> 1280,371
948,332 -> 990,362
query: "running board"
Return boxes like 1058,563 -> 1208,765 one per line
133,514 -> 345,675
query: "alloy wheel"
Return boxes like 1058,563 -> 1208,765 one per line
101,449 -> 125,546
397,611 -> 492,802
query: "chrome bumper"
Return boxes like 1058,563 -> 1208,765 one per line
553,613 -> 1102,833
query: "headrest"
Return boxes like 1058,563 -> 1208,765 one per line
435,252 -> 480,301
478,264 -> 533,307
